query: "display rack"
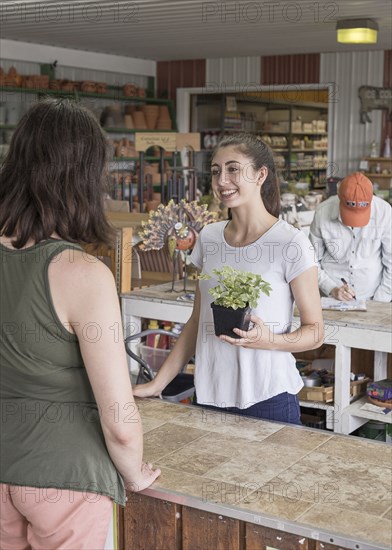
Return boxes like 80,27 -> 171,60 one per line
190,92 -> 329,188
0,85 -> 206,211
360,157 -> 392,202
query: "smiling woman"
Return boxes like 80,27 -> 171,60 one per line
134,132 -> 324,425
210,133 -> 281,221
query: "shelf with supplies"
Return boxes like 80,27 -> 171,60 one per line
359,156 -> 392,202
0,85 -> 170,104
105,128 -> 176,134
0,72 -> 206,213
191,90 -> 329,184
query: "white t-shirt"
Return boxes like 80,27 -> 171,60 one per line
190,219 -> 317,408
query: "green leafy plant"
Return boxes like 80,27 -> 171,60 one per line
199,266 -> 272,310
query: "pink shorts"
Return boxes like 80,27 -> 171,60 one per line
0,483 -> 113,550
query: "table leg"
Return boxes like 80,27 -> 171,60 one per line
123,313 -> 142,376
374,351 -> 388,381
334,344 -> 351,434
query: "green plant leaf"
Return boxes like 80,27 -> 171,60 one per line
198,266 -> 272,310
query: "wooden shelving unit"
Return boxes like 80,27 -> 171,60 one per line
360,157 -> 392,202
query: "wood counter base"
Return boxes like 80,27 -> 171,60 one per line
121,493 -> 347,550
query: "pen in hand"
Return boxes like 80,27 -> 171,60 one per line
340,278 -> 356,300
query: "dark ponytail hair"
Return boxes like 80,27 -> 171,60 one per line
211,133 -> 281,218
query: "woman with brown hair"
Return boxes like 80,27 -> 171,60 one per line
134,133 -> 324,424
0,98 -> 160,550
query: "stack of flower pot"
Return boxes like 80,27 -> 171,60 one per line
114,138 -> 136,158
142,105 -> 160,129
156,105 -> 172,130
132,110 -> 147,130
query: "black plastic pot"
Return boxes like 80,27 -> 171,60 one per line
211,302 -> 251,339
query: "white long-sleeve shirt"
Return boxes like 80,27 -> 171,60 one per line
309,195 -> 392,302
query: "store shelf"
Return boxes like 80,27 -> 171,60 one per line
273,148 -> 328,153
364,157 -> 392,161
290,167 -> 327,171
0,85 -> 170,104
262,130 -> 328,136
344,396 -> 392,424
364,173 -> 392,179
299,400 -> 334,412
193,95 -> 329,181
105,128 -> 175,134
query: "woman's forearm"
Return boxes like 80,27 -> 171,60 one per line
266,322 -> 324,352
152,314 -> 198,392
102,411 -> 145,488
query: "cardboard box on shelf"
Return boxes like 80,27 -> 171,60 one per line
298,378 -> 370,403
313,119 -> 327,132
291,120 -> 302,132
278,121 -> 289,132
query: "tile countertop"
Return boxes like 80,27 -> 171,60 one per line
135,398 -> 392,550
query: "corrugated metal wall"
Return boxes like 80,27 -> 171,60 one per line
320,51 -> 384,177
381,50 -> 392,149
1,59 -> 41,74
261,54 -> 320,85
205,56 -> 261,90
157,59 -> 205,101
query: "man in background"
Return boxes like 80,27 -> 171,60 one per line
309,172 -> 391,302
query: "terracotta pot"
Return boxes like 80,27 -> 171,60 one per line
49,80 -> 62,90
122,84 -> 137,97
96,82 -> 107,94
39,75 -> 49,88
80,81 -> 96,93
159,105 -> 170,116
151,173 -> 162,184
146,200 -> 160,212
133,111 -> 147,129
125,105 -> 137,115
124,114 -> 134,129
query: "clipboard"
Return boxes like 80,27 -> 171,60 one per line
321,297 -> 367,311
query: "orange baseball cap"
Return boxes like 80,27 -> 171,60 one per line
338,172 -> 374,227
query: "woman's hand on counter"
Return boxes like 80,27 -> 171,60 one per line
133,381 -> 162,398
126,462 -> 161,492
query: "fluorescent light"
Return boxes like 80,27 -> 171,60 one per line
336,19 -> 378,44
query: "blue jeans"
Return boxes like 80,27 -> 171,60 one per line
197,392 -> 302,425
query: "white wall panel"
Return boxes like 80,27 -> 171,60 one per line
321,51 -> 384,177
1,39 -> 156,77
206,56 -> 260,93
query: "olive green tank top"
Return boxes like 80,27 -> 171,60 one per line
0,240 -> 125,505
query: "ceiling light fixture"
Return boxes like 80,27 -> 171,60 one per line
336,18 -> 378,44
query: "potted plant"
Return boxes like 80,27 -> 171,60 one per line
199,266 -> 272,338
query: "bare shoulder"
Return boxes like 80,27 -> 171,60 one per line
48,249 -> 116,298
